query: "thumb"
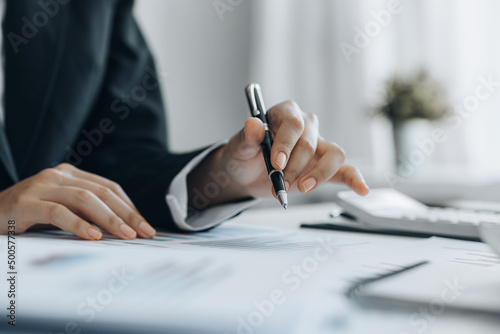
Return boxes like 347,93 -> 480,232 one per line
227,118 -> 265,160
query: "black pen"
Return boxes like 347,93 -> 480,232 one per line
245,83 -> 288,209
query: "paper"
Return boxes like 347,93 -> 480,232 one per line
398,237 -> 500,270
357,262 -> 500,314
345,237 -> 500,319
0,222 -> 375,333
292,236 -> 500,334
3,223 -> 496,334
19,222 -> 365,253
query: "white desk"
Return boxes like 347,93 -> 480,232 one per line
231,202 -> 500,334
1,202 -> 499,334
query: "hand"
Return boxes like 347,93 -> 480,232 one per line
188,101 -> 369,208
0,163 -> 156,240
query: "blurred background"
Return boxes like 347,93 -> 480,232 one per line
134,0 -> 500,205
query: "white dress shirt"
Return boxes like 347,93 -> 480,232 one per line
167,140 -> 259,231
0,0 -> 257,231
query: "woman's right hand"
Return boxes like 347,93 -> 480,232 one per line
0,163 -> 156,240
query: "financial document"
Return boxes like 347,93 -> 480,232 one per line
0,222 -> 379,334
291,237 -> 500,334
2,222 -> 499,334
349,237 -> 500,314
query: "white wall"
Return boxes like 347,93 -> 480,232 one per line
135,1 -> 500,188
133,0 -> 394,175
134,0 -> 252,152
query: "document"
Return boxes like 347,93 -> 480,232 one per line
290,237 -> 500,334
356,262 -> 500,314
4,223 -> 493,334
0,222 -> 375,333
348,237 -> 500,315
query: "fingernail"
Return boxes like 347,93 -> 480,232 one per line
139,221 -> 156,238
302,177 -> 316,193
284,181 -> 290,192
87,227 -> 102,240
275,152 -> 287,169
120,224 -> 136,239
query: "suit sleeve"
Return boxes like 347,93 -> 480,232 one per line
77,0 -> 207,230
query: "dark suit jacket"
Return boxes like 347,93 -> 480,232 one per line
0,0 -> 205,230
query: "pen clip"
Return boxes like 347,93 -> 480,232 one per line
252,84 -> 267,117
246,84 -> 261,117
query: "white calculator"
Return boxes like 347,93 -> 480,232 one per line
336,188 -> 500,239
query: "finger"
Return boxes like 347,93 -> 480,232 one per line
267,101 -> 305,170
283,113 -> 319,191
73,169 -> 137,212
330,165 -> 370,196
59,177 -> 155,238
55,163 -> 138,213
297,140 -> 345,194
42,186 -> 137,240
226,118 -> 265,161
37,201 -> 102,240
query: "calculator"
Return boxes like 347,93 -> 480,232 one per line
336,188 -> 500,239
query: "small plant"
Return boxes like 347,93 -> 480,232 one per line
377,70 -> 449,124
377,70 -> 449,168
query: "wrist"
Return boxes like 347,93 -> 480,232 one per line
187,145 -> 251,210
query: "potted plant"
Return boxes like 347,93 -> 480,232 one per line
377,70 -> 449,167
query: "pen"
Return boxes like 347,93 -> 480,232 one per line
245,83 -> 288,209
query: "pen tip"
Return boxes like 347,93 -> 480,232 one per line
277,191 -> 288,210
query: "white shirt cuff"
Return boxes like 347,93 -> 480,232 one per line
166,140 -> 261,231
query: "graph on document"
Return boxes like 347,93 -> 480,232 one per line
444,246 -> 500,267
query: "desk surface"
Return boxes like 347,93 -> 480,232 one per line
233,202 -> 500,334
1,202 -> 500,334
237,201 -> 415,240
